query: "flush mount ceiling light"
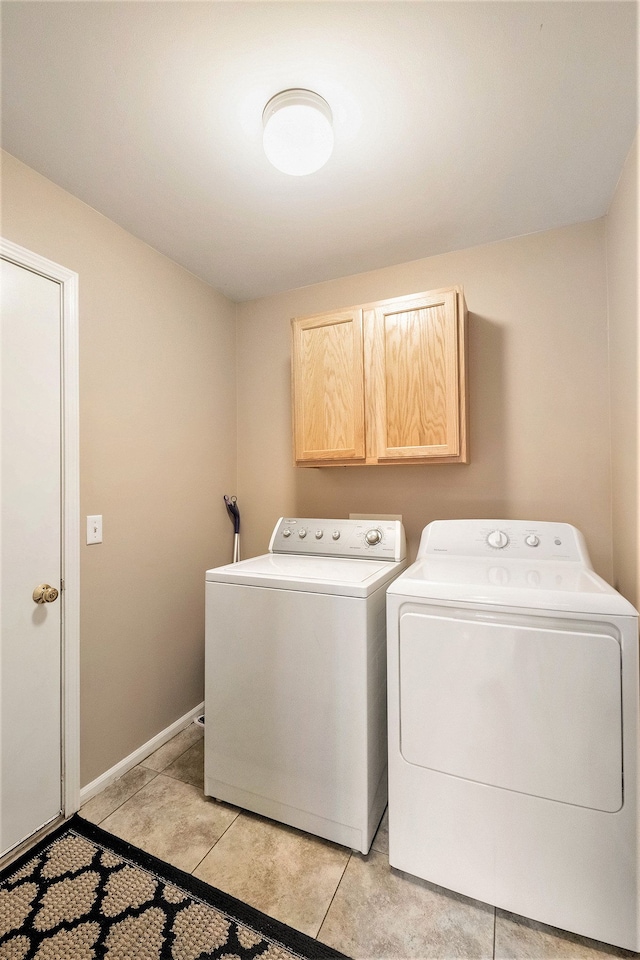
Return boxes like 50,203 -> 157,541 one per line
262,89 -> 334,176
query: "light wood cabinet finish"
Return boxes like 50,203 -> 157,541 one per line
292,287 -> 468,466
292,308 -> 366,463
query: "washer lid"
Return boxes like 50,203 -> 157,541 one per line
386,556 -> 637,616
206,553 -> 406,598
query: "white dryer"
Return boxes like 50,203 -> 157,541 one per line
205,517 -> 406,853
386,519 -> 639,951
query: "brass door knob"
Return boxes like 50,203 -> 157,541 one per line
33,583 -> 59,604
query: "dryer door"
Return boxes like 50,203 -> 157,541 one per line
398,608 -> 622,812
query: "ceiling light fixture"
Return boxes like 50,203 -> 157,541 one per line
262,89 -> 334,176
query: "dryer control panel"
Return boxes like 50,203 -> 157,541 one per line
269,517 -> 406,561
417,519 -> 591,564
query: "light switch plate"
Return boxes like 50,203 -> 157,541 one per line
86,515 -> 102,544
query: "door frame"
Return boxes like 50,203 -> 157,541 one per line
1,237 -> 80,819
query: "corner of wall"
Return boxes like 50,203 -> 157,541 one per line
604,127 -> 639,607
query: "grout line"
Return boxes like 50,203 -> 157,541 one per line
140,731 -> 203,776
85,727 -> 203,824
160,768 -> 200,786
89,768 -> 159,826
189,807 -> 242,876
493,904 -> 497,959
314,851 -> 352,941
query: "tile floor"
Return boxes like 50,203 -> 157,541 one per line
80,723 -> 637,960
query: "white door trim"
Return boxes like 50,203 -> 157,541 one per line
1,237 -> 80,818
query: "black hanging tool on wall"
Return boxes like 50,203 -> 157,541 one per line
223,495 -> 240,563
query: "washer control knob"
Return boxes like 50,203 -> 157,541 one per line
315,530 -> 323,539
332,530 -> 340,540
365,529 -> 382,546
282,529 -> 292,538
525,535 -> 540,547
487,530 -> 509,549
298,528 -> 307,539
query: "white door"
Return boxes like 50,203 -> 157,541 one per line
1,256 -> 63,857
399,609 -> 623,812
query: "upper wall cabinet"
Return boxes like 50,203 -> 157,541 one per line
291,287 -> 468,466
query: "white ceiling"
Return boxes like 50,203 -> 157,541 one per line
2,1 -> 637,302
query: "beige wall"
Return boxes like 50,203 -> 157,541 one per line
237,220 -> 613,579
606,131 -> 639,608
1,151 -> 238,786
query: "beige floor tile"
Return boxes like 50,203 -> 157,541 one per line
80,765 -> 157,825
370,807 -> 388,855
318,849 -> 494,959
141,722 -> 203,772
100,774 -> 238,872
163,738 -> 204,790
494,909 -> 637,959
193,811 -> 350,937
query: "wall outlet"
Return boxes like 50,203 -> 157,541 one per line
349,513 -> 403,522
86,515 -> 103,544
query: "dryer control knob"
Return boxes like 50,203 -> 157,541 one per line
332,530 -> 340,540
487,530 -> 509,549
315,530 -> 323,539
365,529 -> 382,545
525,535 -> 540,547
282,529 -> 292,538
298,528 -> 307,538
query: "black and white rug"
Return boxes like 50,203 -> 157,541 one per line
0,815 -> 350,959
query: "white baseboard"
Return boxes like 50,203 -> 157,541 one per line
79,702 -> 204,806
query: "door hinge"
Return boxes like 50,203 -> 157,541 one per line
60,579 -> 65,591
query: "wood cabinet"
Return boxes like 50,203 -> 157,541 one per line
291,287 -> 468,466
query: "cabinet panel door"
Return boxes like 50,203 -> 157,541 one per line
292,310 -> 365,462
366,290 -> 462,460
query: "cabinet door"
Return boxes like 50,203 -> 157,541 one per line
365,289 -> 466,462
292,309 -> 365,463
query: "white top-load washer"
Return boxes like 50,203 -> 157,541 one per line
205,517 -> 406,853
386,519 -> 639,951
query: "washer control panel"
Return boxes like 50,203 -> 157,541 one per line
269,518 -> 406,561
418,519 -> 591,563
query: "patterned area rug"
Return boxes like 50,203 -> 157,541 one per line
0,815 -> 349,959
